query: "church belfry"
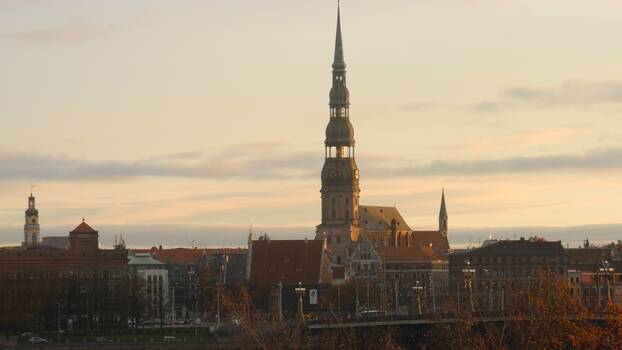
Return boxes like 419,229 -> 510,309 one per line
23,192 -> 40,246
316,5 -> 361,265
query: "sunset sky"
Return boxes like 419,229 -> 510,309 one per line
1,0 -> 621,248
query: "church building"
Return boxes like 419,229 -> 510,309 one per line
315,7 -> 450,267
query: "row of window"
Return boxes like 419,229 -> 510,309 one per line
0,270 -> 121,280
471,255 -> 565,264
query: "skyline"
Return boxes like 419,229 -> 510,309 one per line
2,0 -> 622,247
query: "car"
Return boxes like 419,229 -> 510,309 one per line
96,337 -> 114,343
163,336 -> 182,342
192,318 -> 202,325
27,336 -> 48,344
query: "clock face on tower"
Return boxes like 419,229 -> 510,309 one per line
329,169 -> 337,178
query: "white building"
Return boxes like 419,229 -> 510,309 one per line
129,252 -> 169,319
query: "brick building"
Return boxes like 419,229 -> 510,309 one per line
247,234 -> 332,318
0,220 -> 128,330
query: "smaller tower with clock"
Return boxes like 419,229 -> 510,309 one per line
23,192 -> 40,246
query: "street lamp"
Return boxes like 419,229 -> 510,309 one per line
483,269 -> 493,313
598,259 -> 615,306
217,255 -> 228,327
294,282 -> 306,322
55,302 -> 61,344
462,259 -> 476,313
277,279 -> 283,323
412,281 -> 424,315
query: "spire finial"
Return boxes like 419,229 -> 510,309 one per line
82,217 -> 85,223
333,1 -> 345,69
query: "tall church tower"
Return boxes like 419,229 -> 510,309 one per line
316,5 -> 361,265
23,192 -> 40,246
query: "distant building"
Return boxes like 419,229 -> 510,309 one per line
247,234 -> 332,318
41,236 -> 69,250
314,8 -> 449,270
566,245 -> 620,310
449,238 -> 567,312
128,252 -> 169,320
379,245 -> 449,314
136,246 -> 247,320
0,220 -> 128,330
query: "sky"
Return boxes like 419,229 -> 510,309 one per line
1,0 -> 621,248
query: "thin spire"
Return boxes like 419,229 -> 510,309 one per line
333,2 -> 345,70
440,188 -> 447,216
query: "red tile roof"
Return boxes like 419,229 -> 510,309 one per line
249,239 -> 331,286
378,245 -> 446,263
134,247 -> 247,264
70,221 -> 97,234
412,230 -> 450,251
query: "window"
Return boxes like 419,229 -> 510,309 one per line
336,236 -> 341,244
327,236 -> 331,244
345,210 -> 349,219
337,257 -> 342,264
332,211 -> 336,219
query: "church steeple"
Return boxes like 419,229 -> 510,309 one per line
317,5 -> 361,265
439,189 -> 448,238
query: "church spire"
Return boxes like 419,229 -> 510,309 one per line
439,189 -> 448,238
333,3 -> 345,70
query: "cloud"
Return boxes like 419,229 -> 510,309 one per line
7,18 -> 114,45
1,144 -> 620,182
400,80 -> 622,114
365,147 -> 622,177
0,143 -> 319,181
502,81 -> 622,107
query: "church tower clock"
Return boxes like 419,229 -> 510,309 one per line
315,5 -> 361,265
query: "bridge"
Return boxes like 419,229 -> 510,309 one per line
307,315 -> 603,330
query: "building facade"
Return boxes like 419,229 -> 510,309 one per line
448,238 -> 567,312
128,252 -> 169,320
0,219 -> 128,330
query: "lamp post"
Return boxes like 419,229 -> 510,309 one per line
86,300 -> 90,335
277,279 -> 283,323
483,269 -> 493,313
599,259 -> 615,306
462,259 -> 476,313
337,286 -> 341,315
412,281 -> 424,315
429,274 -> 436,314
55,302 -> 61,344
294,282 -> 306,322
